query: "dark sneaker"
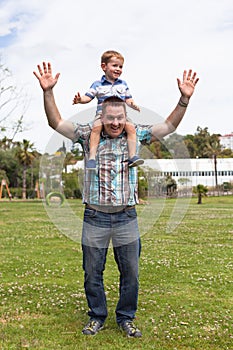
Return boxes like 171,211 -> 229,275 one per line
120,321 -> 142,338
86,159 -> 96,170
128,156 -> 144,168
82,320 -> 103,335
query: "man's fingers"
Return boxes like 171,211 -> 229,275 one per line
47,62 -> 52,74
192,72 -> 197,80
37,64 -> 43,76
33,71 -> 40,79
42,62 -> 47,74
182,70 -> 187,81
187,69 -> 192,80
55,73 -> 60,80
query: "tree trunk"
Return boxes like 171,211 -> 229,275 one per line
213,154 -> 218,188
22,165 -> 27,199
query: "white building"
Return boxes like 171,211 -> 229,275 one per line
142,158 -> 233,188
220,133 -> 233,151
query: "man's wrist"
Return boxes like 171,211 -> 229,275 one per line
44,89 -> 54,96
178,96 -> 189,107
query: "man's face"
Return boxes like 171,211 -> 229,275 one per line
101,104 -> 126,138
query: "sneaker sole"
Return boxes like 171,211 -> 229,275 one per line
119,326 -> 142,338
82,325 -> 104,336
128,159 -> 144,168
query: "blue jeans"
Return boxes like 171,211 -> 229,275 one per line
82,206 -> 141,325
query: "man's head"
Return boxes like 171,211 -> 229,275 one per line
101,97 -> 127,138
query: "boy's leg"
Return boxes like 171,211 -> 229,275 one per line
86,117 -> 102,169
89,119 -> 102,160
124,122 -> 137,159
124,121 -> 144,167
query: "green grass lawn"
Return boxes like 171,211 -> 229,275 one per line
0,197 -> 232,349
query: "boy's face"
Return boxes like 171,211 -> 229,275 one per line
101,57 -> 123,82
101,104 -> 126,138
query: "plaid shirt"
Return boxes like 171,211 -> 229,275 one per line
73,123 -> 152,206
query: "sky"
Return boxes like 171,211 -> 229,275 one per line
0,0 -> 233,153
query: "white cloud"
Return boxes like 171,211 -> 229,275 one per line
0,0 -> 233,151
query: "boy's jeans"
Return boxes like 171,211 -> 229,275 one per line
82,206 -> 141,325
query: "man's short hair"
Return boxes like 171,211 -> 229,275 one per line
102,96 -> 127,115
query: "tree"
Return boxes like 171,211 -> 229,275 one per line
0,58 -> 29,139
163,133 -> 190,158
62,169 -> 83,198
184,127 -> 208,158
193,184 -> 208,204
0,136 -> 17,150
63,151 -> 80,173
0,145 -> 19,187
184,127 -> 222,159
14,140 -> 37,199
164,175 -> 177,197
205,137 -> 222,189
184,127 -> 222,190
137,167 -> 149,198
220,148 -> 233,158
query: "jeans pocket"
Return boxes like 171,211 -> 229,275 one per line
84,208 -> 97,218
125,208 -> 137,218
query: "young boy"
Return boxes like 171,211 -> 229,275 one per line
72,50 -> 144,169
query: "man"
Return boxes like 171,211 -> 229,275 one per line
33,62 -> 198,337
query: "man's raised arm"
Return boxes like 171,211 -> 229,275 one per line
33,62 -> 76,140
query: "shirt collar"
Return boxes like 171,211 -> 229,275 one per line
101,75 -> 122,84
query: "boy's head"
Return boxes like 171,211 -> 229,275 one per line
101,50 -> 124,82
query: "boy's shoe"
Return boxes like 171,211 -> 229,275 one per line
119,320 -> 142,338
86,159 -> 96,170
128,156 -> 144,168
82,319 -> 104,336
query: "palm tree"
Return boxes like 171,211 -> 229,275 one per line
165,175 -> 177,198
193,184 -> 208,204
185,127 -> 222,191
15,139 -> 36,199
205,137 -> 222,191
0,136 -> 15,150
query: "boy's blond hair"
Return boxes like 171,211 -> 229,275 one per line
101,50 -> 124,64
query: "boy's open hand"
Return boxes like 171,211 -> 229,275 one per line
130,101 -> 140,112
72,92 -> 82,105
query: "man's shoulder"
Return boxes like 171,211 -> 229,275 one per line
73,122 -> 92,142
135,124 -> 152,144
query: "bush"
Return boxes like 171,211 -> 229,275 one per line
10,187 -> 22,198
